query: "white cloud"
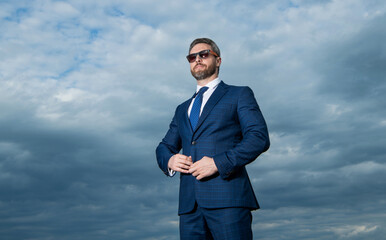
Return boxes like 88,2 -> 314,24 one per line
55,88 -> 86,102
330,224 -> 378,238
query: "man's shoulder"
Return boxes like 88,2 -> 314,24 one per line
175,97 -> 191,111
220,81 -> 249,88
220,81 -> 252,94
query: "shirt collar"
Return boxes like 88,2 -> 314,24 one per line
195,78 -> 221,93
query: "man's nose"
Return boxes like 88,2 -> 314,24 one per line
195,55 -> 202,62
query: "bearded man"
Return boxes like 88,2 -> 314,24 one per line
156,38 -> 270,240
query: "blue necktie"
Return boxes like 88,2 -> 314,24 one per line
190,86 -> 209,130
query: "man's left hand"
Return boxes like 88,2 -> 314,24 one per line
189,156 -> 218,180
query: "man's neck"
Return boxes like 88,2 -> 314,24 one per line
196,75 -> 218,86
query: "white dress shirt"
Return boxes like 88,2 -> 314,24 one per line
168,78 -> 221,176
188,78 -> 221,117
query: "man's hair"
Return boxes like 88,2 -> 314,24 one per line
189,38 -> 221,57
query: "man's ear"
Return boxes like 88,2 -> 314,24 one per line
216,57 -> 222,67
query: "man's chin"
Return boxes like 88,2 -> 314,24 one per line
192,71 -> 206,80
191,67 -> 216,80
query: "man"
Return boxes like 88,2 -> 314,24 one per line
156,38 -> 270,240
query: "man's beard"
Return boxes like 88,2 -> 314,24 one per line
191,63 -> 217,80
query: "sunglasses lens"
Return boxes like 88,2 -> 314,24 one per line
199,52 -> 209,59
187,54 -> 197,63
186,50 -> 214,62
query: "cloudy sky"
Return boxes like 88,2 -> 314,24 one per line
1,0 -> 385,239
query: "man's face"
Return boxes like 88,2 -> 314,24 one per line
189,43 -> 220,81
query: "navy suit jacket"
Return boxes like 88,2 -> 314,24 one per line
156,81 -> 270,215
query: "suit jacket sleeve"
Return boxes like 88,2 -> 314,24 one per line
213,87 -> 270,179
156,107 -> 182,176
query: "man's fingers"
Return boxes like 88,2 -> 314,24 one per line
177,156 -> 192,165
188,164 -> 196,173
176,154 -> 189,161
182,159 -> 192,166
179,163 -> 190,170
168,154 -> 194,173
174,155 -> 193,173
177,168 -> 190,174
178,159 -> 192,167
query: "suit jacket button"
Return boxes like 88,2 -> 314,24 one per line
191,141 -> 196,145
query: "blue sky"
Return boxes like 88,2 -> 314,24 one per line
1,0 -> 385,239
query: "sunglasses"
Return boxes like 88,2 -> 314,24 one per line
186,49 -> 219,63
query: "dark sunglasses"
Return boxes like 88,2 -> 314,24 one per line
186,49 -> 219,63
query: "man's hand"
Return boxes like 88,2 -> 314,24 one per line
168,154 -> 193,174
189,156 -> 218,180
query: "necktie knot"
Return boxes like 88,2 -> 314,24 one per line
194,86 -> 209,98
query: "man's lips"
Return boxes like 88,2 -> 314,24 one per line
194,64 -> 206,70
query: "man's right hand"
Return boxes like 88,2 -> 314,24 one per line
168,154 -> 192,174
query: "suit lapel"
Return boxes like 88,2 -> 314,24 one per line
194,81 -> 228,133
181,97 -> 194,134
